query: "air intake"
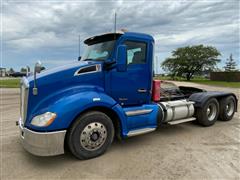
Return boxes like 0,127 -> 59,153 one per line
74,64 -> 101,76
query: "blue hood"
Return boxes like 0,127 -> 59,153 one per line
28,61 -> 100,86
25,60 -> 105,126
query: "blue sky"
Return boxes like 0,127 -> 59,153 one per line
1,0 -> 239,73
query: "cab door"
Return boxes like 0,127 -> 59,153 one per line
110,39 -> 151,106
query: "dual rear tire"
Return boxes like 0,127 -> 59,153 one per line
196,96 -> 236,126
219,96 -> 236,121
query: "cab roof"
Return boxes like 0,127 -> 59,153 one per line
84,31 -> 154,45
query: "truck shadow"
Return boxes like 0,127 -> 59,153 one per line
112,122 -> 196,147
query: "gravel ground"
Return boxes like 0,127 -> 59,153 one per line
1,82 -> 239,180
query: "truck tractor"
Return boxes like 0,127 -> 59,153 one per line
17,31 -> 238,160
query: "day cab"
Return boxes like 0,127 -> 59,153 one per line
17,31 -> 238,159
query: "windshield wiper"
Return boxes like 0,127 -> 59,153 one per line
83,58 -> 106,62
82,58 -> 93,61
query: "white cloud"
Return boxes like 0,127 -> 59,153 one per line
2,0 -> 239,70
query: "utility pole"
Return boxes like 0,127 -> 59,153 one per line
155,56 -> 160,76
155,56 -> 158,76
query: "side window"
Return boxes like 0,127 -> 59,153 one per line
124,41 -> 147,65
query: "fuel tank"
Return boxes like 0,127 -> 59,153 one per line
159,100 -> 195,122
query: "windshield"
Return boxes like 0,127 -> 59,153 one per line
81,40 -> 115,61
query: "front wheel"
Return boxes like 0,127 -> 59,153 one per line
196,98 -> 219,127
67,111 -> 114,160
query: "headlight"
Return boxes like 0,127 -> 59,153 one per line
31,112 -> 57,127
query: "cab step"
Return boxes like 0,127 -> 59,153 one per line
168,117 -> 196,125
127,127 -> 156,137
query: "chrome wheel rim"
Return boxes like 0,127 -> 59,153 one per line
207,103 -> 217,121
226,100 -> 234,117
80,122 -> 107,151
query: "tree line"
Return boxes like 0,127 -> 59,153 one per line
7,66 -> 46,74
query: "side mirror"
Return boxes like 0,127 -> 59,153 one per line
35,61 -> 42,73
78,56 -> 81,61
116,45 -> 127,72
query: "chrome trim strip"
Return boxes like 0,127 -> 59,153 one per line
125,109 -> 153,116
18,118 -> 66,156
74,64 -> 101,76
127,128 -> 156,137
20,77 -> 29,124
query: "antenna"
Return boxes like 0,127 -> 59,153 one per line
114,11 -> 117,33
114,12 -> 117,40
78,34 -> 80,57
78,34 -> 81,61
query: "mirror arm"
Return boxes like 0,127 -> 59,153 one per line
33,61 -> 42,95
103,60 -> 116,70
33,70 -> 38,95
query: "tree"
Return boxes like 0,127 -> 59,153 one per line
8,68 -> 15,73
20,67 -> 27,73
161,45 -> 221,81
224,54 -> 237,72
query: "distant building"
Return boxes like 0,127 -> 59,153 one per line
0,67 -> 6,77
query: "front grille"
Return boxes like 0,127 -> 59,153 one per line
20,77 -> 29,124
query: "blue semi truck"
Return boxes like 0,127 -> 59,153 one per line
17,31 -> 237,159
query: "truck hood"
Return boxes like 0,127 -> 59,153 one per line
25,60 -> 105,129
27,60 -> 102,87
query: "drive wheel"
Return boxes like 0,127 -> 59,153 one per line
196,98 -> 219,126
219,96 -> 236,121
67,111 -> 114,160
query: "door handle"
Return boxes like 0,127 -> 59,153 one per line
138,89 -> 147,93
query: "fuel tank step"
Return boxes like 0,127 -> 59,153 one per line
168,117 -> 196,125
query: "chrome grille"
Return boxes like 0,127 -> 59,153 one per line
20,77 -> 29,124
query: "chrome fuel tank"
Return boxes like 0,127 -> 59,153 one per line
160,100 -> 195,122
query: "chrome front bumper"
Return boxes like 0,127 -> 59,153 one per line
18,118 -> 66,156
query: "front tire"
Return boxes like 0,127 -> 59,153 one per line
67,111 -> 114,160
196,98 -> 219,126
219,96 -> 236,121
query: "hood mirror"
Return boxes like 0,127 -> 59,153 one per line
35,61 -> 42,73
33,61 -> 42,95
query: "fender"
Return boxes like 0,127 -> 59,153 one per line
189,91 -> 238,110
25,85 -> 123,131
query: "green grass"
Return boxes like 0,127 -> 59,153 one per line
0,78 -> 20,88
0,76 -> 239,88
155,76 -> 240,88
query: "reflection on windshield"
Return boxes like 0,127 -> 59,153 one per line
81,40 -> 115,61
